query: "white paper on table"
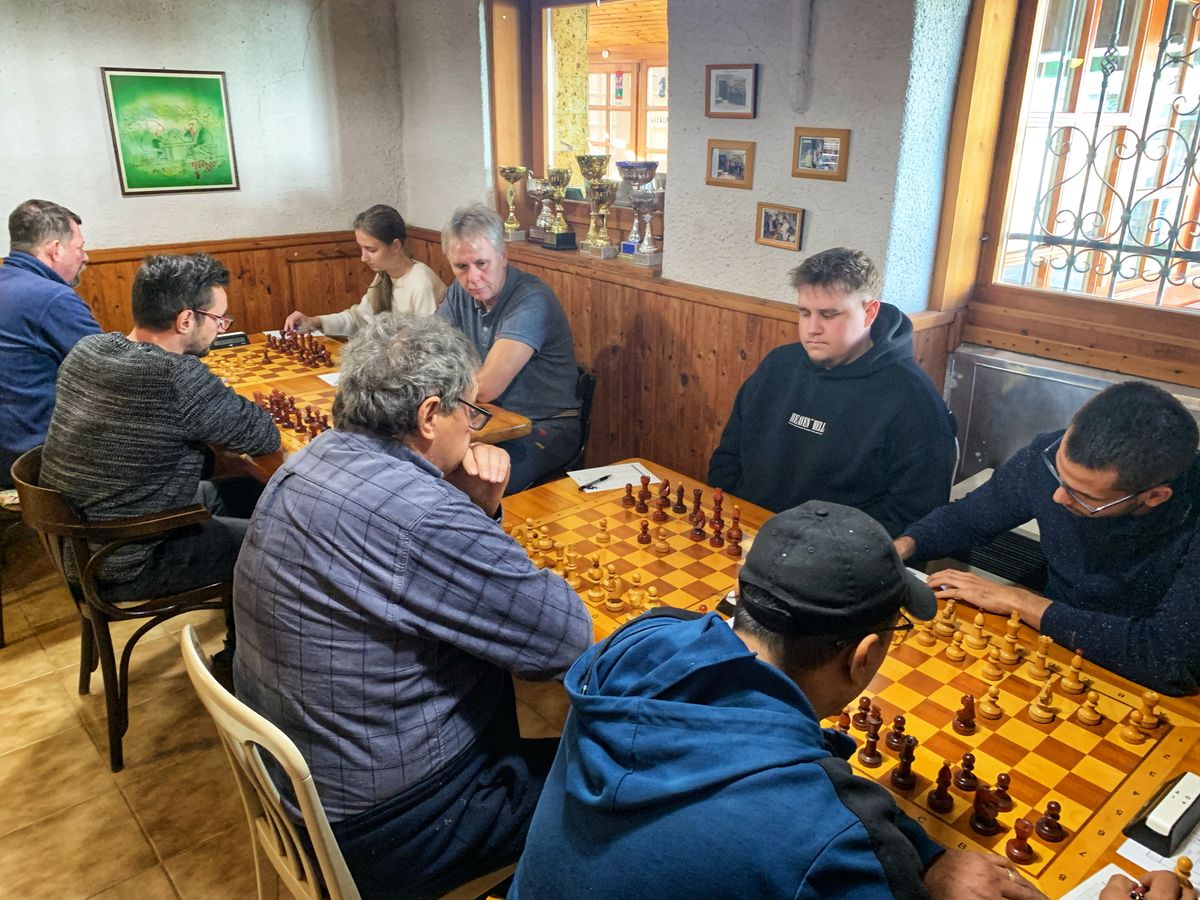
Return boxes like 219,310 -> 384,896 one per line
263,328 -> 324,338
318,372 -> 341,386
1119,815 -> 1200,872
1059,863 -> 1137,900
568,462 -> 658,493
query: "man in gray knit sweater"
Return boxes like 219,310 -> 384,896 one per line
41,254 -> 279,607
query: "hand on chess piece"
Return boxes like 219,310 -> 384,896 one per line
284,310 -> 321,334
923,850 -> 1047,900
445,442 -> 511,517
926,567 -> 1052,629
1099,870 -> 1198,900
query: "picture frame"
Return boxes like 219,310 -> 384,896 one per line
792,127 -> 851,181
705,64 -> 758,119
101,67 -> 240,195
755,202 -> 805,251
705,139 -> 755,190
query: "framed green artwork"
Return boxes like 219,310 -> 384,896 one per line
101,68 -> 240,195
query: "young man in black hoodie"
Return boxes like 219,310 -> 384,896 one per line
708,247 -> 957,537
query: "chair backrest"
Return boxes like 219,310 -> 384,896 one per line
180,625 -> 361,900
10,447 -> 85,592
570,364 -> 598,470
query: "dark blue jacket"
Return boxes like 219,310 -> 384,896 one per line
511,611 -> 942,899
904,430 -> 1200,695
0,251 -> 100,475
707,304 -> 956,537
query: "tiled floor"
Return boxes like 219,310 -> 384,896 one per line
0,531 -> 569,900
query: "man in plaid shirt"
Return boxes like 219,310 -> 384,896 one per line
232,313 -> 591,900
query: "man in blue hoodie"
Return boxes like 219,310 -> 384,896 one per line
708,248 -> 956,537
0,199 -> 100,486
511,502 -> 1046,899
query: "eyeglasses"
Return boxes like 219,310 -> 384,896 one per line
194,308 -> 235,333
833,611 -> 914,650
1040,436 -> 1148,515
459,398 -> 493,431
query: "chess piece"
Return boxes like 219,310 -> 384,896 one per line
710,488 -> 725,530
689,516 -> 706,542
1029,678 -> 1057,724
645,586 -> 660,608
965,612 -> 989,650
979,686 -> 1003,720
999,611 -> 1022,665
1121,709 -> 1147,745
945,630 -> 967,662
1027,634 -> 1052,681
537,526 -> 554,551
1060,649 -> 1087,694
890,735 -> 918,791
690,488 -> 704,523
836,709 -> 852,734
626,572 -> 646,609
982,646 -> 1005,682
652,484 -> 670,523
585,556 -> 606,604
1006,817 -> 1035,865
1076,690 -> 1103,726
866,704 -> 885,735
708,519 -> 725,548
595,518 -> 611,544
954,752 -> 978,791
916,618 -> 937,647
635,493 -> 649,515
953,694 -> 977,735
621,483 -> 635,508
1035,800 -> 1066,842
653,526 -> 670,555
970,786 -> 1003,836
1177,857 -> 1193,888
885,714 -> 907,752
726,507 -> 743,543
858,725 -> 883,768
935,598 -> 958,637
638,474 -> 652,502
995,772 -> 1014,811
261,348 -> 271,364
725,536 -> 743,559
637,521 -> 652,545
1138,690 -> 1162,731
564,549 -> 581,591
673,484 -> 687,514
928,761 -> 955,813
851,697 -> 872,731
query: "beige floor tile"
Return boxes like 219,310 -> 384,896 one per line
163,822 -> 265,900
0,726 -> 113,836
0,671 -> 84,754
38,614 -> 167,672
87,865 -> 179,900
0,589 -> 34,643
17,577 -> 78,629
56,632 -> 192,726
0,790 -> 156,899
121,746 -> 244,859
0,632 -> 56,690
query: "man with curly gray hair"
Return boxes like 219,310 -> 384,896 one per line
232,313 -> 591,900
708,246 -> 957,537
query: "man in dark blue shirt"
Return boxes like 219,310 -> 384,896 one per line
896,381 -> 1200,695
0,199 -> 100,486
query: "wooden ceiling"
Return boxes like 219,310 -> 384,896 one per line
586,0 -> 668,51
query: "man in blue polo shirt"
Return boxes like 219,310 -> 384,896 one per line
0,199 -> 100,486
437,204 -> 580,492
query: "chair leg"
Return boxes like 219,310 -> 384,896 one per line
78,609 -> 97,695
91,615 -> 125,772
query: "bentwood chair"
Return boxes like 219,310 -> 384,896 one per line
11,447 -> 231,771
181,626 -> 515,900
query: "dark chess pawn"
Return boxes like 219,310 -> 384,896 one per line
638,475 -> 652,502
637,521 -> 652,545
708,520 -> 725,548
953,693 -> 977,735
970,786 -> 1003,836
836,709 -> 852,734
621,483 -> 635,508
927,761 -> 955,813
688,519 -> 706,542
890,735 -> 918,791
858,725 -> 883,768
851,697 -> 872,731
995,772 -> 1014,811
1006,817 -> 1036,865
886,714 -> 908,751
673,484 -> 687,514
635,491 -> 650,515
261,348 -> 271,364
1035,800 -> 1066,842
726,507 -> 743,543
954,752 -> 979,792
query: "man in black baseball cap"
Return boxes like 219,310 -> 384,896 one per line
511,501 -> 1047,900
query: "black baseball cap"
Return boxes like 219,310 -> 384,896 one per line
738,501 -> 936,637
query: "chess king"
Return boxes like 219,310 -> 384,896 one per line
510,502 -> 1049,899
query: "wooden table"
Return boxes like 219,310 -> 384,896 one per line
204,332 -> 531,481
506,460 -> 1200,896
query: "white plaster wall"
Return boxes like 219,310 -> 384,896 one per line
395,0 -> 494,233
0,0 -> 403,248
664,0 -> 916,303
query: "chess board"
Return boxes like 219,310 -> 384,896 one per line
203,339 -> 339,386
828,605 -> 1200,895
514,486 -> 755,640
234,377 -> 338,454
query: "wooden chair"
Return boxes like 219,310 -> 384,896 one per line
10,447 -> 230,771
534,364 -> 598,487
0,492 -> 26,648
181,626 -> 515,900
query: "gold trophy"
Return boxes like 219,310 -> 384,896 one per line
497,165 -> 528,242
615,160 -> 659,257
526,176 -> 554,242
585,179 -> 620,259
575,154 -> 612,254
542,167 -> 576,251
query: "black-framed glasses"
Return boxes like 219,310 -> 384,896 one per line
1040,435 -> 1148,515
459,398 -> 493,431
194,308 -> 235,333
833,611 -> 915,650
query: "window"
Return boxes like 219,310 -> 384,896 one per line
994,0 -> 1200,312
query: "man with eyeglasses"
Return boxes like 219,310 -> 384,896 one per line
512,502 -> 1050,899
41,254 -> 278,662
895,381 -> 1200,695
232,313 -> 591,900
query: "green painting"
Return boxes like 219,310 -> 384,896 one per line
101,68 -> 239,195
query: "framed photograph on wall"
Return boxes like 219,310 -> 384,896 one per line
705,64 -> 758,118
101,67 -> 240,195
792,127 -> 850,181
705,139 -> 755,189
755,202 -> 804,251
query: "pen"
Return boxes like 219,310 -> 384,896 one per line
578,473 -> 612,492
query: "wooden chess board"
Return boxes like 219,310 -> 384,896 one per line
513,486 -> 754,641
202,338 -> 340,386
233,375 -> 339,454
829,604 -> 1200,895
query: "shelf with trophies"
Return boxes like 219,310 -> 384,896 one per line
616,160 -> 664,272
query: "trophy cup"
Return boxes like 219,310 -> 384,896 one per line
497,165 -> 528,242
629,186 -> 664,271
575,154 -> 611,251
584,179 -> 620,259
615,160 -> 659,257
526,176 -> 554,242
542,167 -> 577,251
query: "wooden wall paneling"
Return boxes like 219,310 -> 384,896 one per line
284,242 -> 366,328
